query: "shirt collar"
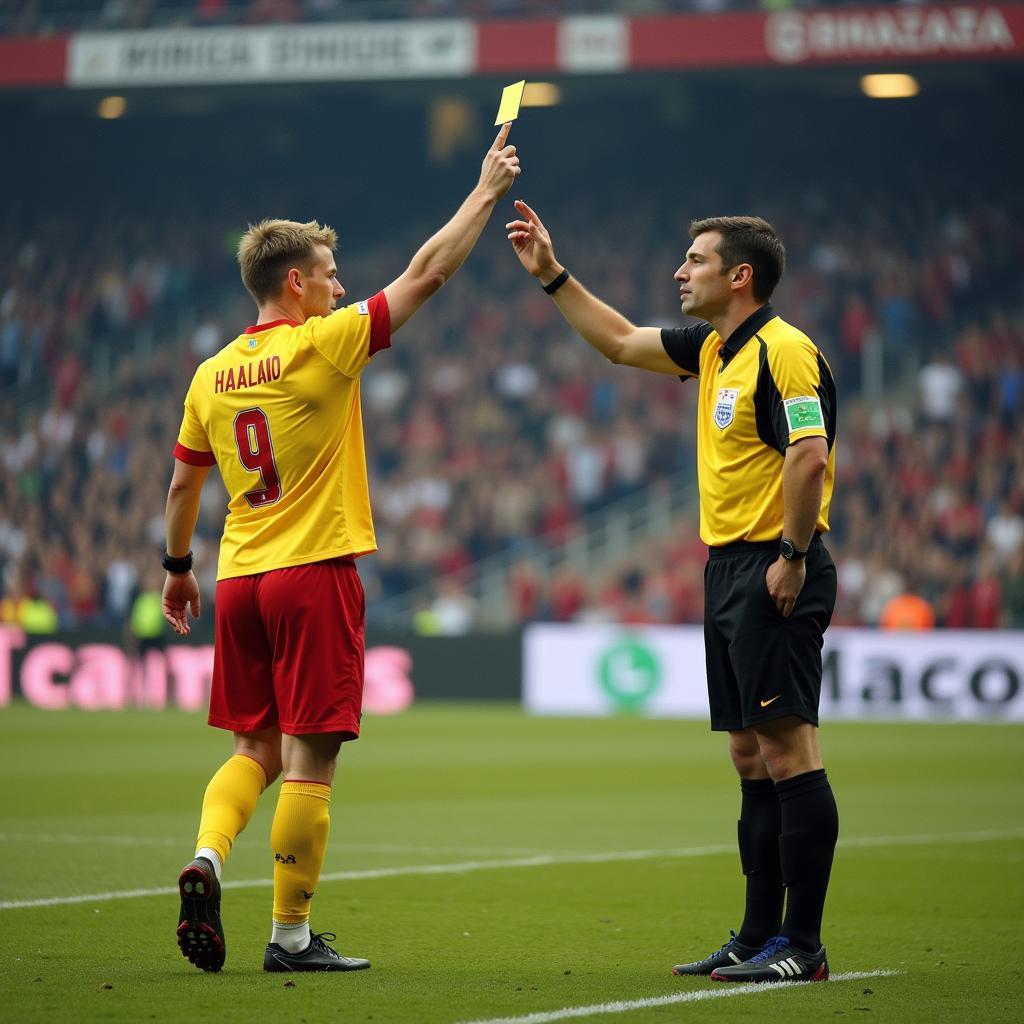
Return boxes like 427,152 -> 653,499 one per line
244,318 -> 299,334
719,304 -> 776,361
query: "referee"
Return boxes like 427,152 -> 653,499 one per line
507,203 -> 839,984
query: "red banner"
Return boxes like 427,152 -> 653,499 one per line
0,36 -> 68,86
0,7 -> 1021,90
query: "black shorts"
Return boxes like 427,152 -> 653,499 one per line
703,536 -> 837,732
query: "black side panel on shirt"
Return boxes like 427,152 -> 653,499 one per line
661,322 -> 713,377
816,350 -> 838,453
754,335 -> 789,454
754,337 -> 838,455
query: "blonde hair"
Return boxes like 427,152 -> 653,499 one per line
237,219 -> 338,303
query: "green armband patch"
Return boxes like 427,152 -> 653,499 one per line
784,395 -> 824,432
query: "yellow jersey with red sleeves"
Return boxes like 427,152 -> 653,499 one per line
174,292 -> 391,580
661,304 -> 837,547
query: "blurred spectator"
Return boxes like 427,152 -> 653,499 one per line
879,593 -> 935,631
128,567 -> 168,653
426,579 -> 477,635
986,500 -> 1024,561
2,0 -> 973,33
918,353 -> 962,423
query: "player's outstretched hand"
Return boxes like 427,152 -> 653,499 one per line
478,122 -> 521,201
506,199 -> 558,280
162,571 -> 201,636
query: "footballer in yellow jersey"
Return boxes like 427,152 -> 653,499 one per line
163,124 -> 521,975
174,298 -> 389,580
507,206 -> 840,984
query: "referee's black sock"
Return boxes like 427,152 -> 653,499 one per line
735,777 -> 784,948
776,768 -> 839,954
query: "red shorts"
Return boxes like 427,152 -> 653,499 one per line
210,557 -> 365,739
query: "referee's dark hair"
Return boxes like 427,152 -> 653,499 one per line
689,216 -> 786,303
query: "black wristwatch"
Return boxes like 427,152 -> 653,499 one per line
779,538 -> 808,562
162,550 -> 194,574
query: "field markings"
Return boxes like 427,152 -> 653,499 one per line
455,970 -> 901,1024
2,827 -> 1022,912
0,834 -> 549,856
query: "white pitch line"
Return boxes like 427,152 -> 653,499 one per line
0,834 -> 550,856
455,970 -> 900,1024
0,846 -> 732,911
1,828 -> 1021,911
840,827 -> 1024,848
0,833 -> 182,848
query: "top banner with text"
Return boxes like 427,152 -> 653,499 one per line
3,6 -> 1021,89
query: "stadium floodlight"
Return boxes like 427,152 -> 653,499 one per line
860,74 -> 919,99
522,82 -> 562,108
97,95 -> 127,119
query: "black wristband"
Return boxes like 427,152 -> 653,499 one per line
162,550 -> 194,574
542,269 -> 570,295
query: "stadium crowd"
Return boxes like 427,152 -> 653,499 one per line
2,0 -> 946,34
2,182 -> 1022,633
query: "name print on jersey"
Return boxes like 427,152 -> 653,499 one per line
215,355 -> 282,394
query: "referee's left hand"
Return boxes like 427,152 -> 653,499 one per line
765,557 -> 805,618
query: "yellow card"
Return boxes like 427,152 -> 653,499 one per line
494,80 -> 526,126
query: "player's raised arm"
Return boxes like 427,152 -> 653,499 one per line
383,122 -> 520,332
506,199 -> 681,375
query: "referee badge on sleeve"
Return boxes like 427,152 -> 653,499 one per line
714,388 -> 739,429
784,395 -> 824,431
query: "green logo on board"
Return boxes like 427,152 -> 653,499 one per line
597,638 -> 662,712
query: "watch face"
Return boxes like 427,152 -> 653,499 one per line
780,540 -> 795,559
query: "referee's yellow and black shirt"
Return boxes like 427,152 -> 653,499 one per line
661,304 -> 836,548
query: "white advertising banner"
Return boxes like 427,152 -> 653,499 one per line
558,16 -> 630,72
523,624 -> 1024,722
68,21 -> 476,87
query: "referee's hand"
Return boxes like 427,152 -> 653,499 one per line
765,557 -> 806,618
163,571 -> 201,636
506,199 -> 558,280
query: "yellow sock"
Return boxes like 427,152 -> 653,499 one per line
195,754 -> 268,867
271,781 -> 332,924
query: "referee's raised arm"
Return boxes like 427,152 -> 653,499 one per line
506,199 -> 682,375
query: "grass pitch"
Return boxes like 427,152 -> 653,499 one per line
1,703 -> 1021,1023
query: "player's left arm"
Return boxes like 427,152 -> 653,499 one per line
162,458 -> 212,636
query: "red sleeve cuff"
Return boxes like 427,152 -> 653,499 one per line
174,442 -> 216,466
367,291 -> 392,357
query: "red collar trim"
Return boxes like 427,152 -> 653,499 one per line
245,318 -> 300,334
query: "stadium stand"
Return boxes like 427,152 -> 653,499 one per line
1,0 -> 927,35
3,174 -> 1022,631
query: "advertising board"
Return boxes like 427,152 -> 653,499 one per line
523,625 -> 1024,722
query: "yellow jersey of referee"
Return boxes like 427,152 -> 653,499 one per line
662,304 -> 836,548
174,293 -> 391,580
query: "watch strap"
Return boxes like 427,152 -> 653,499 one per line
780,538 -> 808,561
